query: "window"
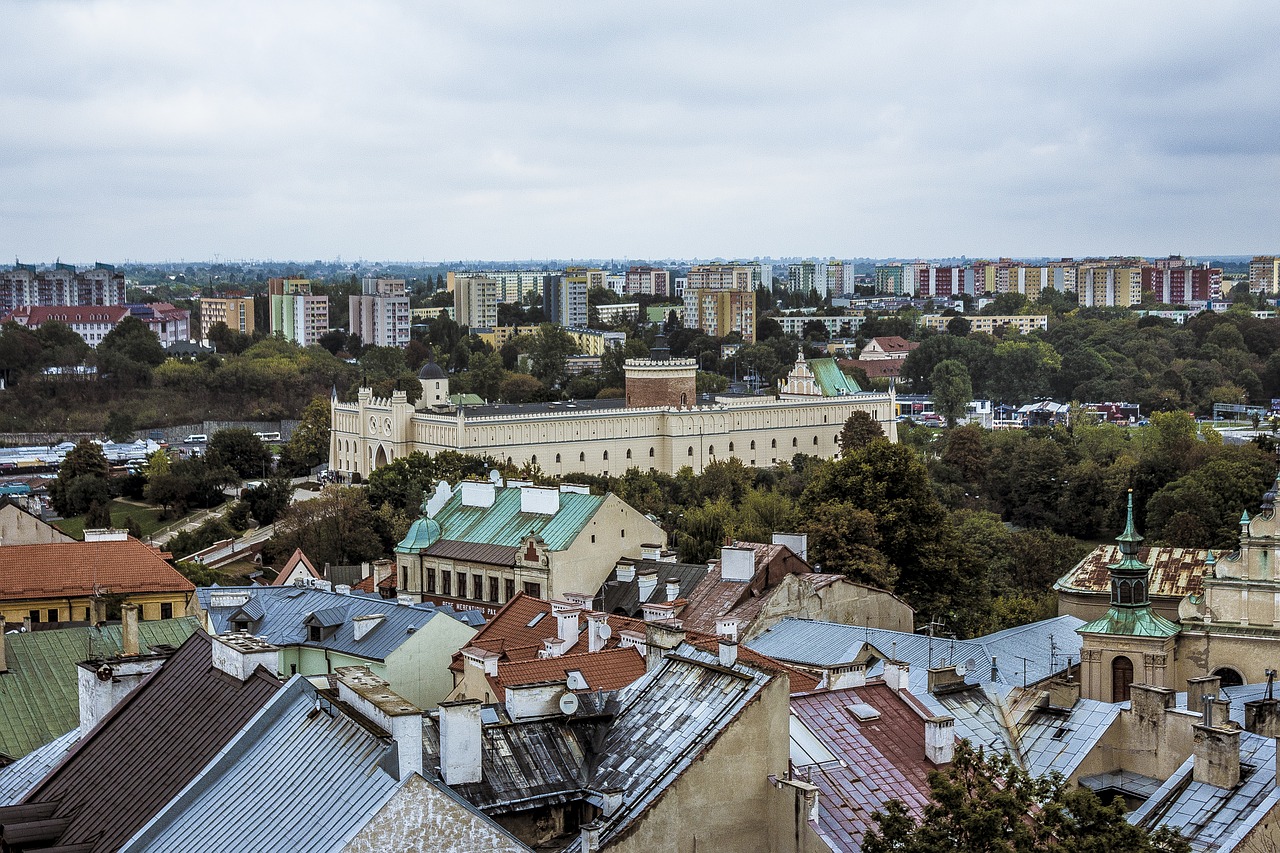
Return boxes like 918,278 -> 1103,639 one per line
290,664 -> 298,675
457,572 -> 468,598
28,610 -> 39,624
688,447 -> 694,456
84,607 -> 92,621
1111,656 -> 1134,702
580,452 -> 586,462
556,454 -> 561,463
441,572 -> 452,596
771,439 -> 777,449
621,529 -> 625,538
708,445 -> 714,455
233,619 -> 250,632
603,450 -> 609,461
728,442 -> 734,452
626,449 -> 632,459
489,577 -> 500,603
427,569 -> 436,594
813,436 -> 819,446
523,581 -> 542,598
473,575 -> 483,601
750,440 -> 756,450
309,625 -> 322,642
48,608 -> 59,623
649,447 -> 655,457
792,437 -> 798,447
505,579 -> 515,601
531,455 -> 537,465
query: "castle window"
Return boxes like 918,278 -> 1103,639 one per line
728,442 -> 734,452
649,447 -> 655,457
771,439 -> 777,449
603,451 -> 609,461
688,447 -> 694,457
750,440 -> 755,450
813,436 -> 818,446
792,438 -> 798,448
626,449 -> 632,459
580,452 -> 586,462
531,455 -> 537,464
556,454 -> 561,463
1111,656 -> 1134,702
708,446 -> 714,455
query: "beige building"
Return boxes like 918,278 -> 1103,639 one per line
451,274 -> 499,329
199,295 -> 255,340
1251,256 -> 1280,295
919,314 -> 1049,335
330,351 -> 896,480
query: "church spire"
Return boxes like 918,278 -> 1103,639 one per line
1109,490 -> 1151,608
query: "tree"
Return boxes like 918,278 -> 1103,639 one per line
49,441 -> 112,517
865,741 -> 1189,853
930,359 -> 973,427
839,410 -> 885,455
528,325 -> 577,387
97,315 -> 166,383
205,428 -> 272,481
242,477 -> 294,525
366,450 -> 494,513
105,410 -> 136,443
945,315 -> 971,337
263,485 -> 389,568
278,396 -> 331,475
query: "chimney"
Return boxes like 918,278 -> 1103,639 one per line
462,647 -> 500,677
372,559 -> 394,584
559,483 -> 590,495
353,614 -> 385,641
666,578 -> 681,602
0,616 -> 7,674
91,597 -> 107,626
615,562 -> 636,583
924,715 -> 956,764
1187,675 -> 1221,714
1245,698 -> 1280,737
580,820 -> 604,853
883,660 -> 910,693
640,543 -> 661,561
720,546 -> 756,581
719,639 -> 738,667
586,612 -> 610,654
211,633 -> 279,681
552,601 -> 581,649
644,621 -> 686,671
927,665 -> 965,695
504,681 -> 567,721
636,570 -> 658,603
121,603 -> 140,656
335,584 -> 351,595
1046,678 -> 1081,711
830,663 -> 867,690
520,485 -> 560,515
771,532 -> 808,562
715,618 -> 739,642
1193,719 -> 1242,789
23,616 -> 32,633
459,479 -> 496,508
1128,684 -> 1176,753
335,667 -> 423,780
438,698 -> 484,785
77,651 -> 170,731
563,591 -> 595,609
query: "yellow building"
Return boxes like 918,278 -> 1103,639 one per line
0,531 -> 196,626
199,295 -> 255,341
919,314 -> 1048,335
1250,256 -> 1280,295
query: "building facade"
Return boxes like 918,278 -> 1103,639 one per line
1250,256 -> 1280,295
452,274 -> 499,329
683,287 -> 756,343
199,295 -> 255,340
0,262 -> 126,313
349,276 -> 411,348
268,277 -> 329,346
542,273 -> 589,328
624,266 -> 670,297
330,351 -> 895,480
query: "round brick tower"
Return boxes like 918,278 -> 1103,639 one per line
624,339 -> 697,408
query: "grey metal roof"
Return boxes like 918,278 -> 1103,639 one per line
119,676 -> 400,853
746,616 -> 1084,694
198,586 -> 474,662
594,560 -> 709,617
0,728 -> 80,806
1129,730 -> 1280,851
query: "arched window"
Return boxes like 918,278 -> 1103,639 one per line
680,392 -> 688,407
626,449 -> 632,459
1111,656 -> 1134,702
792,437 -> 798,448
750,440 -> 756,450
531,455 -> 537,465
728,442 -> 734,452
708,446 -> 715,455
771,439 -> 777,449
579,452 -> 586,462
556,454 -> 561,463
688,447 -> 694,456
813,436 -> 818,446
1214,667 -> 1245,688
1118,581 -> 1132,604
603,451 -> 609,461
649,447 -> 655,458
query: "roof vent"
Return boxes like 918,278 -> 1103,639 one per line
846,702 -> 881,721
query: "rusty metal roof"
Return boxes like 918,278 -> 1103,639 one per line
1054,545 -> 1210,599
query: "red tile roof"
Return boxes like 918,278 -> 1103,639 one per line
870,335 -> 918,353
677,541 -> 810,635
791,681 -> 937,851
1055,545 -> 1210,599
272,548 -> 320,585
838,358 -> 906,379
493,647 -> 646,700
0,537 -> 195,602
3,305 -> 131,325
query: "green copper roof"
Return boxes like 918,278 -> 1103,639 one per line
0,618 -> 198,760
395,516 -> 442,554
419,485 -> 606,552
810,358 -> 862,395
1077,607 -> 1180,638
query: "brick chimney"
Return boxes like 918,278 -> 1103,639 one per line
77,651 -> 171,732
121,603 -> 140,656
1187,674 -> 1220,714
644,621 -> 686,671
438,698 -> 483,785
1128,684 -> 1175,753
1245,698 -> 1280,737
1192,719 -> 1241,789
924,715 -> 956,764
830,663 -> 867,690
1046,678 -> 1081,711
719,639 -> 738,667
211,632 -> 279,681
927,664 -> 965,694
336,666 -> 423,780
580,820 -> 604,853
882,660 -> 911,693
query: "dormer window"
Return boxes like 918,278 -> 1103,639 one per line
309,625 -> 322,642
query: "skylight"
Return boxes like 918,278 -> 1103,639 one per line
526,612 -> 546,628
846,703 -> 881,721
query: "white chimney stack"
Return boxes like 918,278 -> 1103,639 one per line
520,485 -> 560,515
459,480 -> 496,508
587,612 -> 610,653
925,715 -> 956,764
666,578 -> 681,601
552,601 -> 581,649
772,532 -> 809,562
352,614 -> 385,641
615,562 -> 636,583
640,543 -> 661,561
719,639 -> 738,667
211,633 -> 279,681
715,618 -> 739,642
637,571 -> 658,602
336,666 -> 423,781
438,698 -> 484,785
580,820 -> 603,853
720,546 -> 756,581
883,660 -> 911,693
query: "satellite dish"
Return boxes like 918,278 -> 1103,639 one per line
559,692 -> 580,715
598,624 -> 612,641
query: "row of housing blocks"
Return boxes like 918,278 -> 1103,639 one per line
201,276 -> 410,348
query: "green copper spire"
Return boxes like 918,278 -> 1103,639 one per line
1117,490 -> 1143,557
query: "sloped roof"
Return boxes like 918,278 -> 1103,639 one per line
271,548 -> 320,585
1129,730 -> 1280,849
4,305 -> 131,325
0,618 -> 198,760
0,728 -> 81,805
791,682 -> 937,851
198,586 -> 475,662
838,358 -> 906,379
1077,606 -> 1180,638
431,486 -> 605,552
1055,545 -> 1210,600
0,537 -> 195,602
117,677 -> 400,853
18,631 -> 282,853
495,648 -> 646,700
810,357 -> 862,395
595,560 -> 709,617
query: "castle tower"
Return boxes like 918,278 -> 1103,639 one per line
1077,491 -> 1180,702
623,337 -> 696,409
417,360 -> 449,408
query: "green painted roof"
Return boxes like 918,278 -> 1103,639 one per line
0,617 -> 198,759
810,358 -> 862,395
431,486 -> 605,552
1077,607 -> 1179,638
449,393 -> 485,406
395,516 -> 442,554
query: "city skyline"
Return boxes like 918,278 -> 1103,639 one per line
2,1 -> 1277,262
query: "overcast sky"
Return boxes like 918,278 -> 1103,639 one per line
2,1 -> 1277,264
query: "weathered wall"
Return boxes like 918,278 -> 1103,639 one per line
385,615 -> 478,710
746,575 -> 914,640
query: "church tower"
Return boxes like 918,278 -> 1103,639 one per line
1078,491 -> 1180,702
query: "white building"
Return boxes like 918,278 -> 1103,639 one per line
349,276 -> 411,348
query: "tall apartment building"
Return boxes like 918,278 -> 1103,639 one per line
1141,265 -> 1220,304
1250,257 -> 1280,295
268,277 -> 329,347
349,276 -> 410,348
682,288 -> 756,343
452,274 -> 499,329
908,266 -> 974,298
624,265 -> 670,297
686,264 -> 753,291
199,295 -> 255,341
874,264 -> 905,295
0,262 -> 126,313
1076,264 -> 1142,308
542,273 -> 589,328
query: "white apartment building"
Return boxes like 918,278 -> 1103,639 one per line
349,276 -> 411,348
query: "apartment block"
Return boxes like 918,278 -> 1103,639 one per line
446,270 -> 558,304
1141,265 -> 1220,304
452,274 -> 499,330
543,272 -> 589,328
0,262 -> 127,313
682,287 -> 756,343
349,276 -> 411,348
199,295 -> 255,340
919,314 -> 1048,335
874,264 -> 905,295
1077,264 -> 1142,308
1251,256 -> 1280,295
687,264 -> 754,291
268,277 -> 329,347
624,265 -> 670,297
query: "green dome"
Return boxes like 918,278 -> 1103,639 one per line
396,516 -> 442,554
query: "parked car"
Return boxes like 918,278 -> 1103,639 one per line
183,434 -> 208,444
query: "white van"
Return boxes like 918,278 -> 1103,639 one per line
183,434 -> 208,444
253,431 -> 282,442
